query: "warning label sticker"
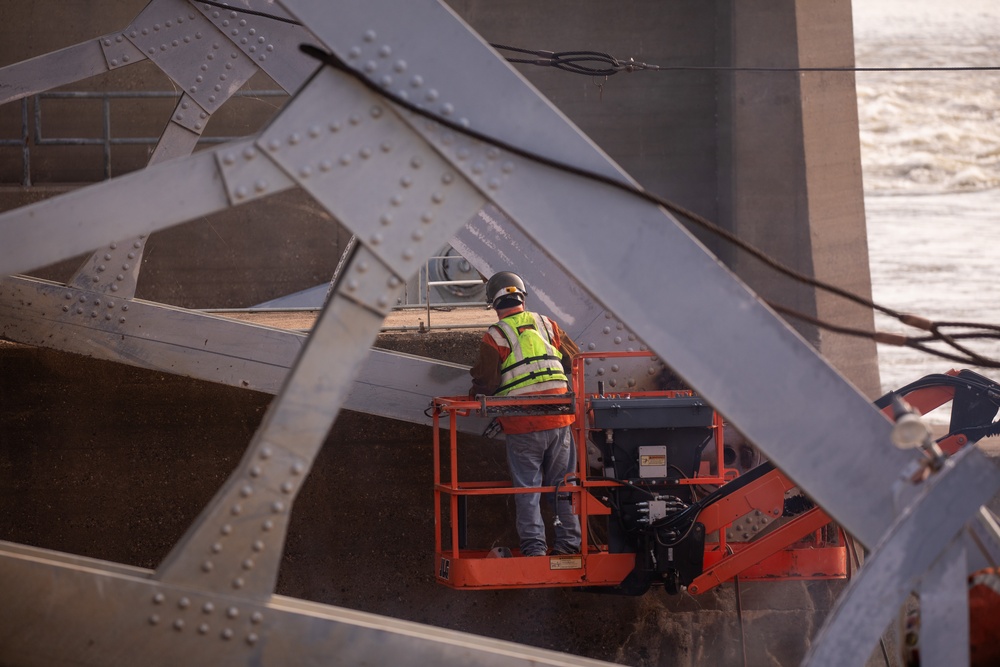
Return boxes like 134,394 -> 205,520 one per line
549,555 -> 583,570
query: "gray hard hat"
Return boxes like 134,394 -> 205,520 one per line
485,271 -> 527,309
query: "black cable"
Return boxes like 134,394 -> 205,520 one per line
197,0 -> 303,25
299,44 -> 1000,371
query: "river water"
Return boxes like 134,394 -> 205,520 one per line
854,0 -> 1000,416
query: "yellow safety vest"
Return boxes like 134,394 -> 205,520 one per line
488,311 -> 568,396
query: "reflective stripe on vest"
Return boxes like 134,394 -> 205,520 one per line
489,311 -> 568,396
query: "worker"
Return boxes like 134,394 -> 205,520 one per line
469,271 -> 582,557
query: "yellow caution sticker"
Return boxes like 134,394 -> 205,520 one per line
549,555 -> 583,570
640,454 -> 666,467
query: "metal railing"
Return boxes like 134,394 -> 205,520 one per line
1,89 -> 288,186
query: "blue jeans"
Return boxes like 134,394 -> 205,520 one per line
505,426 -> 581,555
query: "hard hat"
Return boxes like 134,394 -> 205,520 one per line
485,271 -> 527,309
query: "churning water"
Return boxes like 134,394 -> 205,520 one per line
854,0 -> 1000,407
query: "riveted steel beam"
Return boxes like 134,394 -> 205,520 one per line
0,274 -> 479,431
0,541 -> 615,667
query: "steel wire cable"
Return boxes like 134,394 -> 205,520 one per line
301,43 -> 1000,369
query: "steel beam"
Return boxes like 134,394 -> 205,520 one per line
0,541 -> 614,667
0,274 -> 480,432
803,444 -> 1000,666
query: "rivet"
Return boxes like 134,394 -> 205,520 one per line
119,317 -> 126,324
240,485 -> 253,498
319,159 -> 333,172
370,106 -> 383,119
641,345 -> 649,352
212,542 -> 222,553
76,308 -> 83,315
370,233 -> 382,246
90,311 -> 98,318
364,60 -> 377,73
247,633 -> 259,646
488,178 -> 501,190
97,264 -> 106,272
203,602 -> 214,614
173,618 -> 185,631
221,524 -> 232,535
614,337 -> 622,344
456,148 -> 470,161
390,195 -> 402,206
329,120 -> 340,133
346,279 -> 359,291
249,465 -> 261,478
611,364 -> 620,373
260,446 -> 272,459
235,186 -> 248,199
597,368 -> 605,376
242,559 -> 254,570
149,615 -> 160,625
271,501 -> 284,513
420,212 -> 433,224
62,305 -> 69,312
441,132 -> 453,145
379,75 -> 392,87
251,612 -> 263,624
262,519 -> 274,531
402,249 -> 414,260
153,593 -> 166,605
356,262 -> 368,273
232,578 -> 244,589
267,139 -> 281,151
339,154 -> 351,166
471,162 -> 484,175
411,230 -> 424,241
178,597 -> 190,609
603,326 -> 611,334
588,343 -> 597,351
252,540 -> 264,552
111,59 -> 119,67
431,192 -> 445,204
349,114 -> 361,125
288,133 -> 301,145
395,60 -> 408,73
299,166 -> 312,178
198,623 -> 209,634
381,142 -> 392,153
378,44 -> 391,58
410,74 -> 423,87
105,313 -> 112,321
486,148 -> 500,160
388,276 -> 401,288
348,46 -> 361,59
441,173 -> 454,184
380,214 -> 392,226
231,504 -> 242,516
426,89 -> 439,102
441,103 -> 455,116
617,322 -> 625,330
222,628 -> 234,640
410,157 -> 422,169
377,295 -> 389,307
648,366 -> 657,375
127,251 -> 135,259
360,148 -> 372,159
223,153 -> 235,166
609,379 -> 618,388
363,29 -> 376,42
